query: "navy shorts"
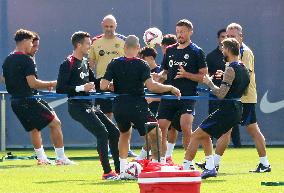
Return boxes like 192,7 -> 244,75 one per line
113,96 -> 156,136
200,101 -> 242,139
11,98 -> 55,132
241,103 -> 257,126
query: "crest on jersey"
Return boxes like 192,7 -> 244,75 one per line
184,54 -> 189,59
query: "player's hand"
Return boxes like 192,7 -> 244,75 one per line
48,86 -> 53,92
170,86 -> 181,99
151,72 -> 160,82
84,82 -> 95,92
108,82 -> 114,92
203,74 -> 213,85
214,70 -> 224,80
48,81 -> 57,91
175,65 -> 188,79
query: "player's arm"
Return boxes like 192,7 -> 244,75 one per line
0,75 -> 5,83
175,66 -> 208,82
152,69 -> 168,83
88,44 -> 97,70
88,58 -> 97,71
56,61 -> 76,94
241,50 -> 254,73
145,78 -> 181,98
56,61 -> 94,94
23,56 -> 56,89
100,60 -> 114,91
203,66 -> 235,99
26,75 -> 56,89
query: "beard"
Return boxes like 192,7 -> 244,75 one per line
104,30 -> 114,36
223,55 -> 229,62
178,39 -> 187,44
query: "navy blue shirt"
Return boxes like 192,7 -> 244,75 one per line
161,43 -> 207,96
103,57 -> 151,96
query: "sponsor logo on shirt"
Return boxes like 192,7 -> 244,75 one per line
169,60 -> 188,68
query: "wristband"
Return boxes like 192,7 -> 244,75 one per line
75,85 -> 85,92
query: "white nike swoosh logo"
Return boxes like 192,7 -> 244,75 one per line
260,91 -> 284,113
259,168 -> 268,172
48,97 -> 68,108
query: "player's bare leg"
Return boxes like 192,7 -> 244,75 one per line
148,127 -> 162,161
180,113 -> 193,150
184,128 -> 217,179
119,128 -> 132,177
166,127 -> 178,160
158,119 -> 171,162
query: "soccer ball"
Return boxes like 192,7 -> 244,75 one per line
124,162 -> 142,180
143,27 -> 163,47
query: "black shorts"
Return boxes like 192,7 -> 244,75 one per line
11,98 -> 55,132
113,96 -> 156,136
170,111 -> 182,132
148,101 -> 160,116
241,103 -> 257,126
157,99 -> 195,121
200,101 -> 242,139
95,98 -> 113,114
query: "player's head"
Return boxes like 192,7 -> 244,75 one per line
226,23 -> 243,44
138,46 -> 157,64
124,35 -> 140,57
217,28 -> 227,47
161,34 -> 177,54
71,31 -> 91,55
176,19 -> 193,44
29,32 -> 40,57
14,29 -> 34,53
101,14 -> 117,37
222,38 -> 240,62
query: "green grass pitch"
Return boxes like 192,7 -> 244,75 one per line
0,147 -> 283,193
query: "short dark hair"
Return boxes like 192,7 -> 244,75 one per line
176,19 -> 193,30
32,32 -> 40,42
14,29 -> 34,43
71,31 -> 91,48
161,34 -> 177,46
222,38 -> 240,56
217,28 -> 226,38
139,47 -> 157,59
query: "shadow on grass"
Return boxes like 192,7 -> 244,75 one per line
0,164 -> 33,169
84,179 -> 138,186
201,179 -> 226,184
34,156 -> 101,161
217,172 -> 250,176
34,180 -> 89,184
34,179 -> 137,185
67,156 -> 100,161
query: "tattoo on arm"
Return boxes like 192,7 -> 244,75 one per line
207,67 -> 235,99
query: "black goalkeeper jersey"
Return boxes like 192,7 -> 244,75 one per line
56,54 -> 97,97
